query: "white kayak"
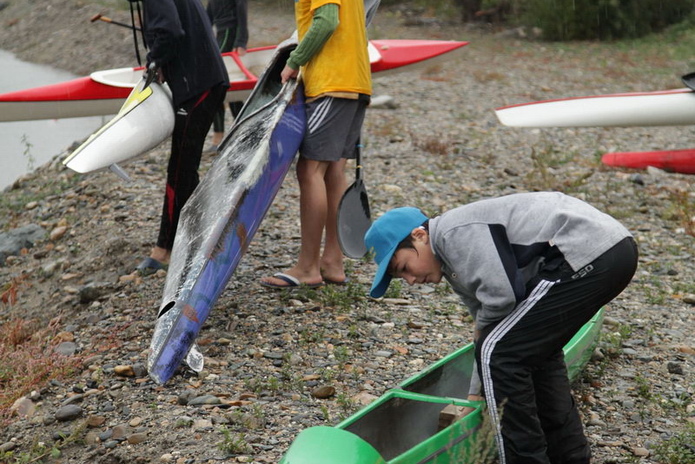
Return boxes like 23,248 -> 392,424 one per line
495,88 -> 695,127
62,72 -> 174,173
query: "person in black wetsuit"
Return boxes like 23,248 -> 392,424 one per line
133,0 -> 229,275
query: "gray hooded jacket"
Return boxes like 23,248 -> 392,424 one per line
429,192 -> 632,330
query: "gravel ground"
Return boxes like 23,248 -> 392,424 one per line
0,1 -> 693,463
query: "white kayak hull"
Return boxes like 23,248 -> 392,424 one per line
495,88 -> 695,127
62,77 -> 174,173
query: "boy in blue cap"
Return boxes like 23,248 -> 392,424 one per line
364,192 -> 638,464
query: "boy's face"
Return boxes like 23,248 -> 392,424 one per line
388,228 -> 443,287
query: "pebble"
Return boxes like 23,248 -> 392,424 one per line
128,433 -> 148,445
49,226 -> 68,241
111,425 -> 128,440
311,386 -> 336,399
114,365 -> 136,377
188,395 -> 222,406
54,405 -> 82,422
0,442 -> 17,453
129,417 -> 143,427
86,415 -> 106,427
10,398 -> 35,418
192,419 -> 213,430
667,362 -> 684,375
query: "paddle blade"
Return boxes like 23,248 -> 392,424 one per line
337,180 -> 371,258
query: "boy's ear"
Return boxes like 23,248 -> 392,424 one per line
411,226 -> 428,242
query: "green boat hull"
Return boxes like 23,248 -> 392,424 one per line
280,308 -> 605,464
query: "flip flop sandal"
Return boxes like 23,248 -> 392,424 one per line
260,272 -> 323,289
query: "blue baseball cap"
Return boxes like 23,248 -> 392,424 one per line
364,207 -> 428,298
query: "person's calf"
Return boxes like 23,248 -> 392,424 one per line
211,132 -> 223,146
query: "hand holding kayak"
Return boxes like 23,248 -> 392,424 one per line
280,64 -> 298,84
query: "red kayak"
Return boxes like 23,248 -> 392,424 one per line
602,149 -> 695,174
0,39 -> 467,122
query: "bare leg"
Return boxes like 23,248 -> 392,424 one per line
211,131 -> 223,147
149,246 -> 171,264
260,157 -> 328,286
320,158 -> 348,283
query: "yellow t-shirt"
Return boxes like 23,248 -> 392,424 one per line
295,0 -> 372,98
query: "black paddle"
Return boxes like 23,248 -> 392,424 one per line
682,72 -> 695,91
337,141 -> 371,258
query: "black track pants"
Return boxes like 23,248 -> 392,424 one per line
476,237 -> 638,464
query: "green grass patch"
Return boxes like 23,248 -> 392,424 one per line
652,424 -> 695,464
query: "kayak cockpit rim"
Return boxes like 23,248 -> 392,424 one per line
222,40 -> 299,143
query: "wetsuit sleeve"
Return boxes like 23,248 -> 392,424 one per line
143,0 -> 185,67
286,3 -> 339,70
234,0 -> 249,49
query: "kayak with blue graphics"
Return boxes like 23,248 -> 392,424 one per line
147,38 -> 306,384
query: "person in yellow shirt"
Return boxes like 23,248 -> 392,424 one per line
261,0 -> 372,288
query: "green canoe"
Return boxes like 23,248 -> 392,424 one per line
279,308 -> 605,464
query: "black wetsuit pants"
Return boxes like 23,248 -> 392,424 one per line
156,84 -> 227,250
476,237 -> 638,464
